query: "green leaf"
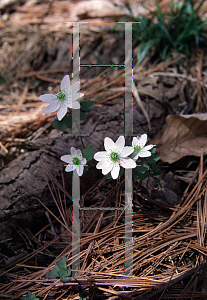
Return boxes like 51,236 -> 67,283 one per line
60,276 -> 72,283
119,166 -> 124,177
80,99 -> 95,111
56,255 -> 67,269
106,172 -> 112,179
82,145 -> 94,161
137,39 -> 158,65
136,164 -> 149,175
151,148 -> 157,154
82,165 -> 88,176
48,255 -> 71,281
141,171 -> 150,181
59,269 -> 67,278
146,154 -> 160,164
53,115 -> 72,130
151,176 -> 160,183
22,292 -> 39,300
67,266 -> 72,277
80,111 -> 86,120
48,269 -> 59,279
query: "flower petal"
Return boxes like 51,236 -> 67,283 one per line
104,137 -> 116,152
143,145 -> 154,151
132,136 -> 139,146
72,81 -> 80,93
111,164 -> 120,179
76,165 -> 84,176
71,100 -> 80,109
115,136 -> 125,151
39,94 -> 56,103
120,158 -> 136,169
70,147 -> 77,156
57,104 -> 68,120
94,151 -> 107,161
72,92 -> 84,101
102,162 -> 113,175
76,149 -> 82,159
65,164 -> 76,172
121,146 -> 134,157
96,159 -> 107,169
81,158 -> 87,165
44,102 -> 60,113
138,134 -> 147,146
61,75 -> 70,91
60,155 -> 72,163
139,150 -> 152,157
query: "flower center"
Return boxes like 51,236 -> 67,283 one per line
110,151 -> 119,162
56,91 -> 67,101
134,145 -> 142,153
72,157 -> 80,165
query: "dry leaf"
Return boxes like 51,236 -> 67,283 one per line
150,114 -> 207,163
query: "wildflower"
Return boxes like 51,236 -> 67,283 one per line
132,134 -> 154,161
39,75 -> 84,121
60,147 -> 87,176
94,136 -> 136,179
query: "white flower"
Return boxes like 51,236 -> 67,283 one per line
94,136 -> 136,179
60,147 -> 87,176
39,75 -> 84,121
132,134 -> 154,161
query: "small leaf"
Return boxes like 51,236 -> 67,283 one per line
142,163 -> 149,171
53,115 -> 72,130
80,99 -> 95,111
80,111 -> 86,120
61,276 -> 72,283
136,164 -> 148,175
82,165 -> 88,176
59,269 -> 67,278
22,292 -> 39,300
141,171 -> 150,181
56,255 -> 67,270
48,269 -> 59,279
67,266 -> 72,277
119,166 -> 124,177
82,145 -> 94,161
106,172 -> 112,179
146,154 -> 160,164
151,176 -> 160,183
137,39 -> 158,65
48,255 -> 69,280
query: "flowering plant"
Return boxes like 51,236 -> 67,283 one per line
131,134 -> 154,161
39,74 -> 161,181
39,75 -> 83,121
94,136 -> 136,179
60,147 -> 87,176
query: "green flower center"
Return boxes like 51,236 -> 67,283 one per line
72,157 -> 80,165
110,151 -> 119,162
134,145 -> 142,153
56,91 -> 67,101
